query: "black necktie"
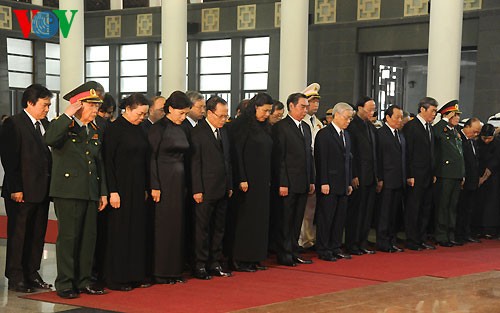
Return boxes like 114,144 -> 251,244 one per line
426,123 -> 432,141
35,121 -> 42,137
470,139 -> 476,155
299,122 -> 304,136
310,116 -> 315,128
215,128 -> 221,141
340,130 -> 345,147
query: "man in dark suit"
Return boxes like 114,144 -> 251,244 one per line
183,90 -> 206,129
191,96 -> 233,280
94,92 -> 115,136
345,96 -> 377,256
376,105 -> 406,253
45,82 -> 108,299
314,102 -> 354,261
455,117 -> 482,244
141,96 -> 165,135
402,97 -> 438,251
0,84 -> 53,293
272,93 -> 315,266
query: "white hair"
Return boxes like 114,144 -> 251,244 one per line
332,102 -> 354,116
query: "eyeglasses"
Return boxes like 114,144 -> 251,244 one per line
210,111 -> 228,120
340,113 -> 354,121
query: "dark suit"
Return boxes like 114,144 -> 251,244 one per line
0,111 -> 51,285
272,116 -> 314,263
345,114 -> 377,251
376,124 -> 406,250
314,123 -> 352,257
140,119 -> 153,135
191,119 -> 232,269
402,116 -> 434,246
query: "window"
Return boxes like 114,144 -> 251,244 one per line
120,44 -> 147,97
199,39 -> 231,109
7,38 -> 33,89
46,43 -> 61,119
157,43 -> 189,94
243,37 -> 269,98
85,45 -> 110,92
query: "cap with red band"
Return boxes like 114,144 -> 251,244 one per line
63,81 -> 104,104
438,100 -> 461,115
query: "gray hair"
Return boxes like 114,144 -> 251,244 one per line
332,102 -> 354,116
185,90 -> 204,104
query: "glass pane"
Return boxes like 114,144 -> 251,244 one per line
46,43 -> 60,59
120,60 -> 148,76
86,62 -> 109,77
8,72 -> 33,88
46,75 -> 60,91
200,39 -> 231,57
121,44 -> 147,60
200,57 -> 231,74
244,55 -> 269,73
7,38 -> 33,56
244,73 -> 268,90
200,74 -> 231,91
244,37 -> 270,55
47,93 -> 59,121
158,75 -> 162,92
46,59 -> 60,75
86,46 -> 109,61
8,55 -> 33,72
159,59 -> 162,75
120,77 -> 147,92
86,78 -> 109,93
158,44 -> 162,58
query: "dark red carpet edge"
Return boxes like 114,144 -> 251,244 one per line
0,216 -> 58,243
22,240 -> 500,313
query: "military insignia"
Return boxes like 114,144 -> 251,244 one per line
443,127 -> 447,132
92,134 -> 99,140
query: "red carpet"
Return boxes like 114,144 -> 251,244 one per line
0,216 -> 58,244
23,240 -> 500,313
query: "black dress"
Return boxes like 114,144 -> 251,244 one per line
103,115 -> 150,285
230,117 -> 273,262
149,117 -> 190,278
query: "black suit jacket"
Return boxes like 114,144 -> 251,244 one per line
402,117 -> 434,187
377,124 -> 406,189
314,123 -> 352,195
459,129 -> 480,190
0,111 -> 51,202
191,119 -> 232,200
347,114 -> 377,186
272,116 -> 314,194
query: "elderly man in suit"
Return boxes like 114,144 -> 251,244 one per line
0,84 -> 53,293
141,96 -> 165,134
402,97 -> 438,251
191,95 -> 233,280
272,93 -> 315,266
314,102 -> 354,261
184,91 -> 206,128
45,82 -> 108,299
376,105 -> 406,253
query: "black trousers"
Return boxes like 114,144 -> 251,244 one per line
345,183 -> 376,250
277,192 -> 307,261
315,192 -> 348,256
376,187 -> 403,250
456,188 -> 477,241
194,197 -> 227,269
5,198 -> 49,284
405,183 -> 433,244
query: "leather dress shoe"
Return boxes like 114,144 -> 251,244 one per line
437,241 -> 454,247
252,262 -> 268,270
406,242 -> 422,251
233,262 -> 257,272
108,283 -> 133,291
421,242 -> 436,250
450,240 -> 464,246
318,254 -> 337,262
392,245 -> 404,252
57,288 -> 79,299
333,251 -> 352,260
155,277 -> 175,284
8,281 -> 35,293
467,237 -> 481,243
360,248 -> 376,254
79,285 -> 106,295
174,277 -> 186,283
193,268 -> 212,280
348,249 -> 364,256
293,256 -> 313,264
210,266 -> 232,277
378,247 -> 397,253
28,278 -> 53,289
277,257 -> 297,267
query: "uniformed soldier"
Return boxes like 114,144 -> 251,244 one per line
433,100 -> 465,247
44,82 -> 108,299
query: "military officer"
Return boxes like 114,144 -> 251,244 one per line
432,100 -> 465,247
44,82 -> 108,299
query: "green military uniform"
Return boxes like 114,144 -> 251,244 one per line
433,100 -> 465,244
44,87 -> 107,292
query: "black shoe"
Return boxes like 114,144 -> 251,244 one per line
437,241 -> 454,247
450,240 -> 464,246
193,268 -> 212,280
406,242 -> 423,251
333,251 -> 352,260
318,254 -> 337,262
155,277 -> 175,284
57,288 -> 79,299
8,281 -> 35,293
360,248 -> 376,255
392,245 -> 404,252
233,262 -> 257,272
210,266 -> 232,277
107,283 -> 133,291
134,281 -> 153,288
79,285 -> 106,295
348,249 -> 364,256
467,237 -> 481,243
174,277 -> 186,284
28,277 -> 52,290
421,242 -> 436,250
253,262 -> 268,270
293,255 -> 313,264
277,256 -> 297,267
378,247 -> 397,253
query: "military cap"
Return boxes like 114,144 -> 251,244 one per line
302,83 -> 321,99
63,81 -> 104,104
325,108 -> 333,116
438,100 -> 461,115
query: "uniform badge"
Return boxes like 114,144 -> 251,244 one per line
92,134 -> 99,140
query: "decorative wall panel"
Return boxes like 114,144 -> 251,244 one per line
202,8 -> 219,32
0,5 -> 12,30
404,0 -> 428,17
463,0 -> 482,11
105,15 -> 121,38
237,4 -> 256,31
137,13 -> 153,36
357,0 -> 381,21
275,2 -> 281,28
315,0 -> 336,24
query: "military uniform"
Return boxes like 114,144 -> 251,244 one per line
433,100 -> 465,245
44,84 -> 107,294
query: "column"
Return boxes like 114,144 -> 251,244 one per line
110,0 -> 123,10
427,0 -> 464,107
59,0 -> 84,110
161,0 -> 187,96
279,0 -> 308,103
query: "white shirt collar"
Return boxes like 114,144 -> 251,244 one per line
205,118 -> 218,134
289,115 -> 302,127
416,114 -> 428,128
23,109 -> 38,125
73,116 -> 85,127
187,116 -> 197,127
331,121 -> 343,135
385,122 -> 397,133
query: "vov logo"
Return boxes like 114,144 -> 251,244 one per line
13,9 -> 78,39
